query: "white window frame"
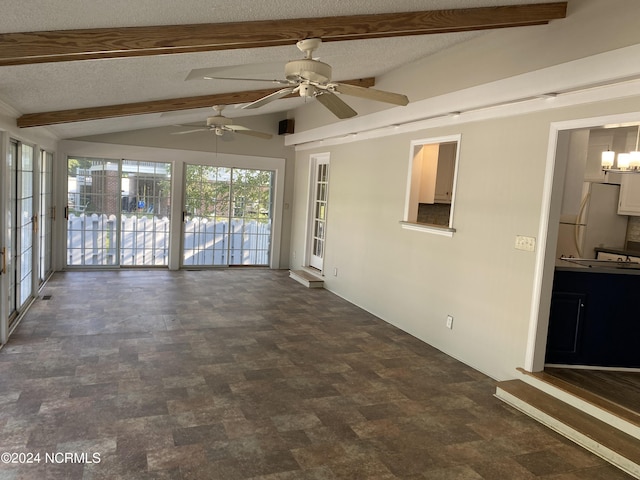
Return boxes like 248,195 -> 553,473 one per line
401,134 -> 461,237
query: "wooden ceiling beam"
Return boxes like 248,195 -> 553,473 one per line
0,3 -> 567,66
16,78 -> 375,127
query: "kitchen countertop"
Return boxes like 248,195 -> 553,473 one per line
556,256 -> 640,275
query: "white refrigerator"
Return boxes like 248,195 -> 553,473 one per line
557,182 -> 628,259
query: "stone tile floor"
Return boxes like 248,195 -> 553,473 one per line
0,269 -> 634,479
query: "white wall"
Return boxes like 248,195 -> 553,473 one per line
288,0 -> 640,380
291,99 -> 640,381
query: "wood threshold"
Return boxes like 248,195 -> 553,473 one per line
518,368 -> 640,429
497,379 -> 640,471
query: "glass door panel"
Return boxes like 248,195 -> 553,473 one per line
39,151 -> 54,283
229,168 -> 273,265
183,165 -> 232,266
120,160 -> 171,266
309,158 -> 329,271
7,141 -> 17,322
67,157 -> 119,266
17,144 -> 34,308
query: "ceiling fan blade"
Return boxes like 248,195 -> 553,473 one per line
242,87 -> 297,110
315,91 -> 357,119
204,76 -> 291,85
231,127 -> 273,140
333,83 -> 409,106
171,127 -> 209,135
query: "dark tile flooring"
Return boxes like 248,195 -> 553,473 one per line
0,269 -> 634,479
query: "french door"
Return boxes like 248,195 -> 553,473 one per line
66,157 -> 172,267
182,165 -> 274,266
39,150 -> 54,284
307,154 -> 330,271
6,140 -> 35,328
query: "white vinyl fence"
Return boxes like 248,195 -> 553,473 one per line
67,213 -> 271,266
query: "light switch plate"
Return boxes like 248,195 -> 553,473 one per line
515,235 -> 536,252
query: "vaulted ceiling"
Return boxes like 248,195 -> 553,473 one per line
0,1 -> 566,139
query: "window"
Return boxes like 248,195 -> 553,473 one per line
402,135 -> 460,236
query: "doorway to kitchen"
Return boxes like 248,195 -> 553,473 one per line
527,112 -> 640,420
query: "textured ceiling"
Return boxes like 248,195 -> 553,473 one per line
0,0 -> 555,139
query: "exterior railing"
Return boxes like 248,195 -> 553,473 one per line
67,213 -> 270,266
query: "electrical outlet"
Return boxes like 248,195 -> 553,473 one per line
515,235 -> 536,252
446,315 -> 454,329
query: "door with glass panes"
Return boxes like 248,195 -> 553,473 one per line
308,154 -> 329,271
6,140 -> 35,329
39,150 -> 54,284
182,165 -> 274,266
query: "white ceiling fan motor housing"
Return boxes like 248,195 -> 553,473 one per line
207,115 -> 232,126
284,59 -> 331,84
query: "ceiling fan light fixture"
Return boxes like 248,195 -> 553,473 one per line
299,83 -> 316,97
240,37 -> 408,119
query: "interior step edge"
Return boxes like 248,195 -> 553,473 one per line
496,380 -> 640,479
289,269 -> 324,288
515,369 -> 640,439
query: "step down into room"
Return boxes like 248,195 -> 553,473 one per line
495,376 -> 640,478
289,269 -> 324,288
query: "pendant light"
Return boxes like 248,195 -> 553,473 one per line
617,152 -> 631,170
601,148 -> 615,169
601,125 -> 640,171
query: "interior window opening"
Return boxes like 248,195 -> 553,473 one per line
403,136 -> 460,234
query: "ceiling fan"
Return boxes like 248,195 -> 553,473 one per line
205,38 -> 409,119
172,105 -> 273,139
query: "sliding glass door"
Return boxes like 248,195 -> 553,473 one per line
182,165 -> 274,266
66,157 -> 171,267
